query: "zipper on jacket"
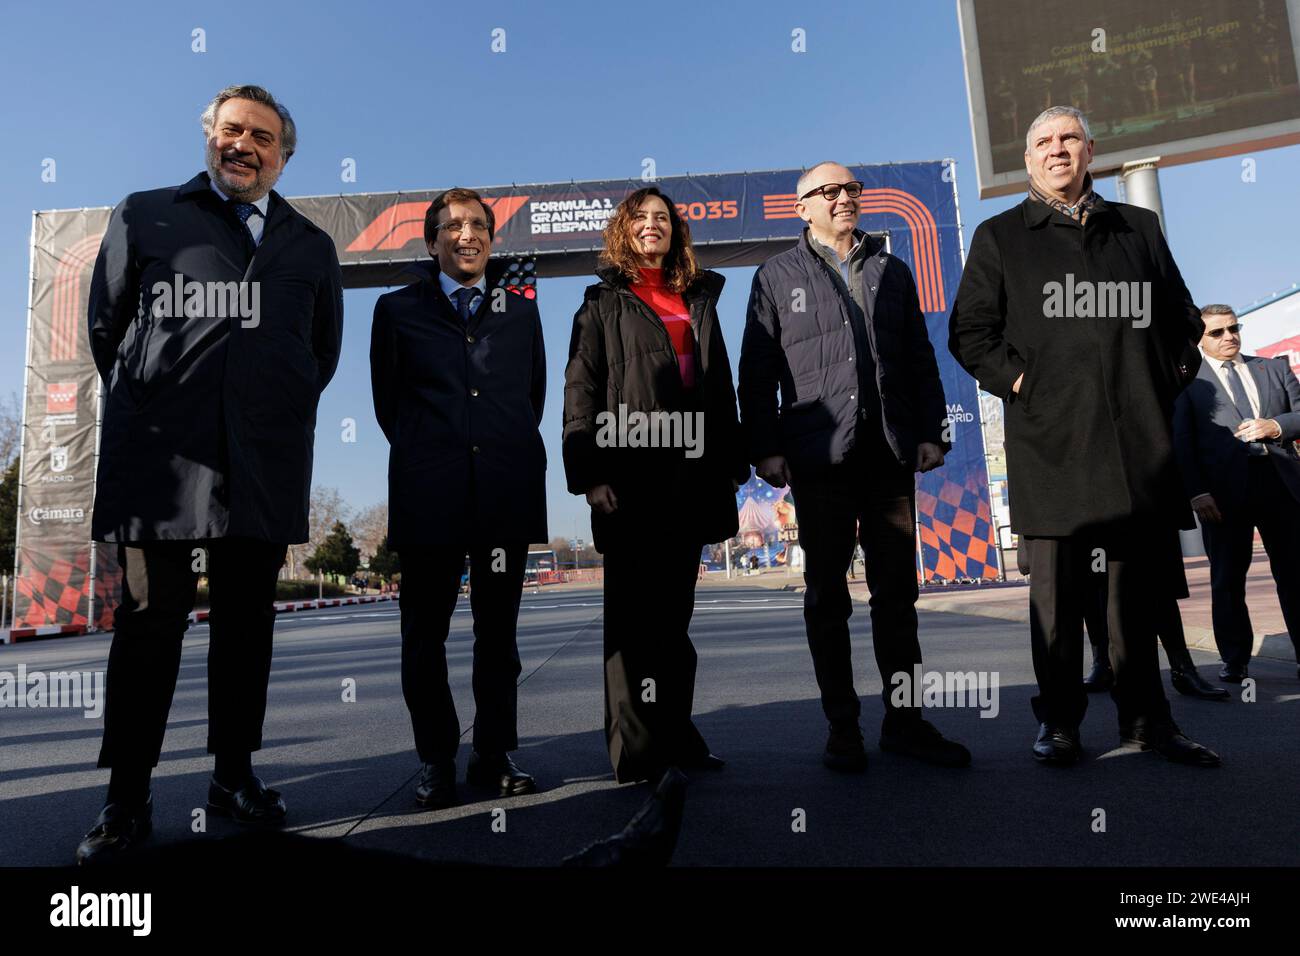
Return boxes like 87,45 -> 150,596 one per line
613,283 -> 713,384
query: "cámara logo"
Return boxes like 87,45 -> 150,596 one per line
29,505 -> 85,524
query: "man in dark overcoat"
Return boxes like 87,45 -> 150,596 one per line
78,84 -> 344,864
949,105 -> 1219,767
371,188 -> 547,809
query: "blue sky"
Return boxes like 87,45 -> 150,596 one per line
2,0 -> 1297,543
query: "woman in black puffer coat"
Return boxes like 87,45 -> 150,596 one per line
563,186 -> 750,783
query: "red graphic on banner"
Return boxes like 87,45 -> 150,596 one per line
46,382 -> 77,414
51,234 -> 103,363
346,196 -> 530,253
1258,334 -> 1300,378
761,189 -> 946,313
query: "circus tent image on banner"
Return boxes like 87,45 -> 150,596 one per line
700,472 -> 801,573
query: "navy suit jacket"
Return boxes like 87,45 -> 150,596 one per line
1173,354 -> 1300,513
370,260 -> 547,554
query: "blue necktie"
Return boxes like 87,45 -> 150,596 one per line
227,200 -> 258,255
230,201 -> 258,225
1222,361 -> 1255,422
453,286 -> 479,322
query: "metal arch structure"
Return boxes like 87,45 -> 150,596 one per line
10,160 -> 1000,640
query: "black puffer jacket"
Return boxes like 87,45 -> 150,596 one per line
562,266 -> 750,552
738,230 -> 948,477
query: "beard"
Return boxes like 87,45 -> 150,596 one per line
205,141 -> 280,201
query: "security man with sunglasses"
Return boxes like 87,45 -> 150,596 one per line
1174,304 -> 1300,683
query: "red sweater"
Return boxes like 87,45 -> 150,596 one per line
630,267 -> 696,389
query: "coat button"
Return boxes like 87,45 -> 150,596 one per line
466,334 -> 475,343
843,320 -> 849,326
848,356 -> 854,362
850,393 -> 856,400
472,445 -> 480,454
870,286 -> 877,292
470,388 -> 479,397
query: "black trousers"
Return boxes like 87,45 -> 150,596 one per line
1085,531 -> 1194,668
398,541 -> 527,764
602,527 -> 709,783
97,538 -> 287,768
790,430 -> 922,726
1025,522 -> 1171,735
1200,458 -> 1300,667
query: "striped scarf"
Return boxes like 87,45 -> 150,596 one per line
1028,172 -> 1098,224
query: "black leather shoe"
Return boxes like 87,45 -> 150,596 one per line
414,761 -> 458,809
823,722 -> 868,772
1171,664 -> 1230,700
562,768 -> 688,867
677,752 -> 726,771
1083,657 -> 1114,693
207,775 -> 287,824
1218,663 -> 1248,683
880,717 -> 971,768
1121,724 -> 1220,768
466,752 -> 536,796
76,795 -> 153,865
1032,723 -> 1082,765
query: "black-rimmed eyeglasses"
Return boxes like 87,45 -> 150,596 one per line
799,181 -> 864,202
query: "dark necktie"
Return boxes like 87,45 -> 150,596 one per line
227,199 -> 258,260
453,286 -> 479,322
1222,361 -> 1255,422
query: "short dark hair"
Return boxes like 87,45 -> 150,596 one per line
1200,303 -> 1236,318
424,188 -> 495,246
201,84 -> 296,160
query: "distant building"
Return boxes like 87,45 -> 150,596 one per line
1238,283 -> 1300,376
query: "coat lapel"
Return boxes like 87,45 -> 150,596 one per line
1243,356 -> 1271,419
1196,358 -> 1236,419
243,193 -> 296,281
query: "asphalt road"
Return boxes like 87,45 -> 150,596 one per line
3,585 -> 1297,867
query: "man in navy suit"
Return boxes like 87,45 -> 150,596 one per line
371,188 -> 547,810
1174,304 -> 1300,682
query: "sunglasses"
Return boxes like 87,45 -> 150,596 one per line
1204,324 -> 1242,339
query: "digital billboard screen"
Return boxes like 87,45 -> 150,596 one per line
959,0 -> 1300,196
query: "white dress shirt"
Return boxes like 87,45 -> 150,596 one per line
209,181 -> 270,245
1202,348 -> 1261,419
